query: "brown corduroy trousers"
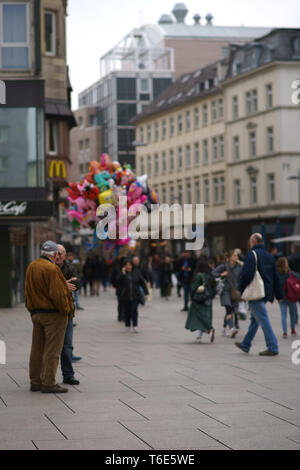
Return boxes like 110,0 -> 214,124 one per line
29,314 -> 68,387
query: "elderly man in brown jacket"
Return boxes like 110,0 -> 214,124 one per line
25,240 -> 74,393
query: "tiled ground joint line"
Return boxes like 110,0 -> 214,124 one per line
118,421 -> 154,449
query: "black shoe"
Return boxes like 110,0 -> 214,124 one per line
259,349 -> 278,357
72,356 -> 82,362
63,377 -> 80,385
30,384 -> 41,392
235,342 -> 248,353
181,308 -> 188,312
76,306 -> 84,310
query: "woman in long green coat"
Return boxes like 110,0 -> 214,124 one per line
185,260 -> 217,342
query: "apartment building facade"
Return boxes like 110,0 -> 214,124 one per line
134,29 -> 300,255
0,0 -> 74,307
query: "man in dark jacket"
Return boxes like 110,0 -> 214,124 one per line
235,233 -> 283,357
117,259 -> 148,332
56,245 -> 81,385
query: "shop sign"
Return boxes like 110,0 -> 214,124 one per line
0,201 -> 27,216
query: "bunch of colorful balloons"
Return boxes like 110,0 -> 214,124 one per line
65,153 -> 159,251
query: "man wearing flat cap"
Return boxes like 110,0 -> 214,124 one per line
25,241 -> 74,394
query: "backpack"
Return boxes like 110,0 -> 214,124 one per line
284,272 -> 300,302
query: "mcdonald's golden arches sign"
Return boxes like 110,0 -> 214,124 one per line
48,160 -> 67,179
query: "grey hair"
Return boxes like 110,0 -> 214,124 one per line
41,250 -> 57,258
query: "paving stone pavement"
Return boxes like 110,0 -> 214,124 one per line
1,289 -> 300,450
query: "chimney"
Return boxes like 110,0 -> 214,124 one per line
158,14 -> 174,24
172,3 -> 188,24
193,14 -> 201,25
205,13 -> 213,25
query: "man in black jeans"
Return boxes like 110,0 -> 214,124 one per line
56,245 -> 81,385
117,259 -> 148,333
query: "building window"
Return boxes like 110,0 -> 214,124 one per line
79,163 -> 84,177
219,135 -> 224,160
0,107 -> 44,187
204,178 -> 210,203
1,3 -> 29,69
252,90 -> 258,113
162,152 -> 167,173
194,107 -> 199,129
211,101 -> 217,122
185,110 -> 191,132
0,156 -> 8,172
49,120 -> 59,155
79,140 -> 83,152
147,125 -> 152,143
140,78 -> 150,93
212,137 -> 218,161
0,126 -> 8,143
266,84 -> 273,109
246,89 -> 258,115
44,10 -> 56,55
267,127 -> 274,154
267,173 -> 275,202
78,116 -> 83,128
169,185 -> 175,204
194,142 -> 200,167
169,149 -> 174,172
220,176 -> 225,202
202,104 -> 208,126
213,177 -> 219,202
154,122 -> 159,142
246,91 -> 252,115
162,120 -> 167,140
161,185 -> 167,204
186,145 -> 191,169
85,138 -> 90,150
140,127 -> 144,143
232,96 -> 239,120
169,117 -> 175,137
186,180 -> 192,204
154,154 -> 159,175
147,155 -> 152,176
203,139 -> 209,164
250,176 -> 257,204
177,114 -> 183,134
249,131 -> 256,158
233,136 -> 240,161
178,183 -> 183,205
234,179 -> 241,206
218,98 -> 224,120
194,179 -> 201,203
177,147 -> 183,170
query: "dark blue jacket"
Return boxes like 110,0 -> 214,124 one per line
239,244 -> 283,302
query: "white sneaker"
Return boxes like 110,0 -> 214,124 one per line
222,328 -> 228,337
132,327 -> 139,334
229,328 -> 238,338
125,327 -> 130,333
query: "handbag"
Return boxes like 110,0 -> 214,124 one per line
241,251 -> 265,301
192,274 -> 212,304
226,262 -> 242,301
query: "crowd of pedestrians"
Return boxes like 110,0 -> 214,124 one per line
24,233 -> 300,392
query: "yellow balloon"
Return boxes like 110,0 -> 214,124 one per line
98,190 -> 114,205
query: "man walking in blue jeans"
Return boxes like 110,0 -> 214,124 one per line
235,233 -> 283,356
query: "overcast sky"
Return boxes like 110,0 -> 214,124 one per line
66,0 -> 300,109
